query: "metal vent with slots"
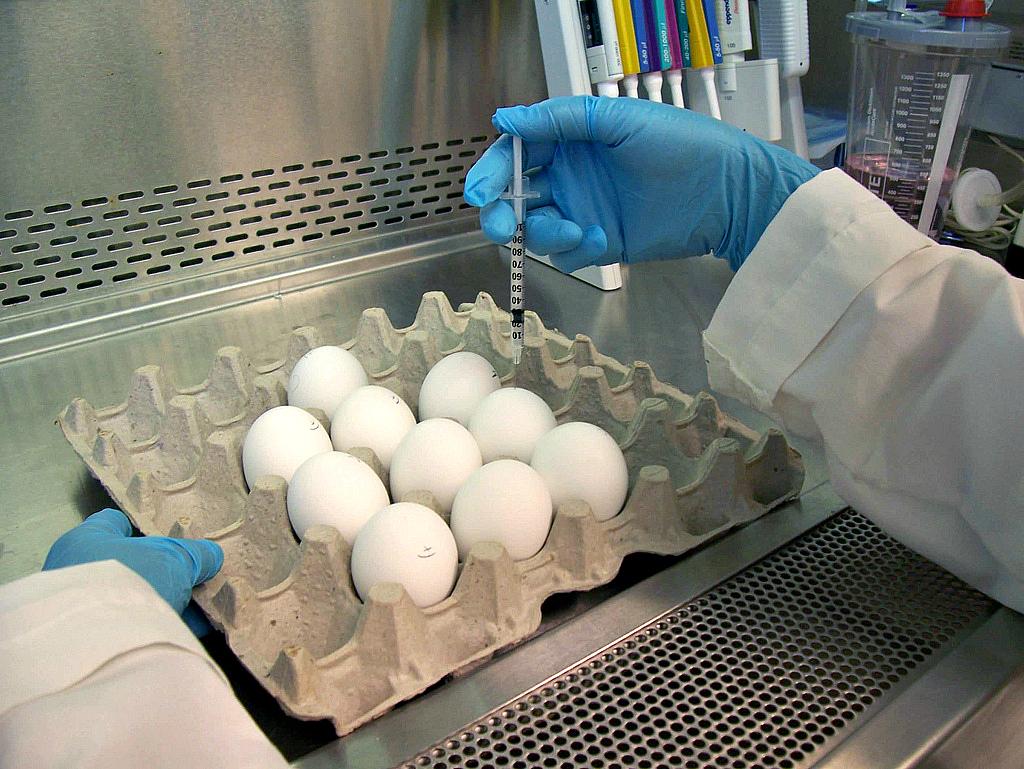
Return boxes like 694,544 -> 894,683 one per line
1007,37 -> 1024,66
0,136 -> 492,313
399,511 -> 994,769
999,16 -> 1024,66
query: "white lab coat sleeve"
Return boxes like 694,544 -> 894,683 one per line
0,560 -> 288,769
704,168 -> 1024,612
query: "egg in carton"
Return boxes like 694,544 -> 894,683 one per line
59,291 -> 804,736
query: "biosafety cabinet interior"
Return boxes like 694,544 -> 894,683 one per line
2,2 -> 1024,768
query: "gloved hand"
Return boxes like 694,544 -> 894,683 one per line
464,96 -> 820,272
43,509 -> 223,635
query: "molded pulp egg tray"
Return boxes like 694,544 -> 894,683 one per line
60,291 -> 803,736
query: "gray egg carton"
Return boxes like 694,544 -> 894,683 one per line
59,291 -> 803,736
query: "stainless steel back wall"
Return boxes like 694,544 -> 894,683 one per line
0,0 -> 547,316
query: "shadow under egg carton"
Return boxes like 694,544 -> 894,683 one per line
59,290 -> 803,736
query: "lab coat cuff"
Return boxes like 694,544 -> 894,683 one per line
703,169 -> 933,414
0,560 -> 225,715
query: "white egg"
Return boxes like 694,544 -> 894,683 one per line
286,452 -> 390,542
530,422 -> 629,522
450,459 -> 553,561
330,385 -> 416,470
468,387 -> 557,463
389,418 -> 482,512
287,346 -> 368,419
242,405 -> 333,488
350,502 -> 459,608
417,351 -> 500,425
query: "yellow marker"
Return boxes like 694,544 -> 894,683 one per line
683,0 -> 721,117
612,0 -> 640,75
683,0 -> 714,69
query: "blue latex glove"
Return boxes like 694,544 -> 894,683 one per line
43,509 -> 223,635
464,96 -> 820,272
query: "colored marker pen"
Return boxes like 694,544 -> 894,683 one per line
660,0 -> 687,107
673,0 -> 693,70
701,0 -> 724,63
683,0 -> 722,118
652,0 -> 674,72
626,0 -> 652,97
629,0 -> 653,71
639,0 -> 663,102
613,0 -> 641,98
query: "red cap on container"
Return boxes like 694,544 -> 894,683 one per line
940,0 -> 988,18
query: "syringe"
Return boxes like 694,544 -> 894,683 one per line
500,135 -> 537,365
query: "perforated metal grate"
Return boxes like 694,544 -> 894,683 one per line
0,136 -> 491,313
399,511 -> 994,769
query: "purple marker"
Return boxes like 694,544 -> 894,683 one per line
663,0 -> 686,106
664,0 -> 683,68
639,0 -> 663,101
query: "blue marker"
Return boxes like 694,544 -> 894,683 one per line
629,0 -> 653,73
640,0 -> 661,64
639,0 -> 664,100
700,0 -> 724,63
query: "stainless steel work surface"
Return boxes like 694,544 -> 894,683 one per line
296,490 -> 1024,769
3,1 -> 1021,764
296,485 -> 846,768
6,231 -> 1023,768
0,234 -> 829,584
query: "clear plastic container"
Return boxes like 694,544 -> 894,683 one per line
843,11 -> 1008,237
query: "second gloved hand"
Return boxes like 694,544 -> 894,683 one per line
43,509 -> 223,634
464,96 -> 819,272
